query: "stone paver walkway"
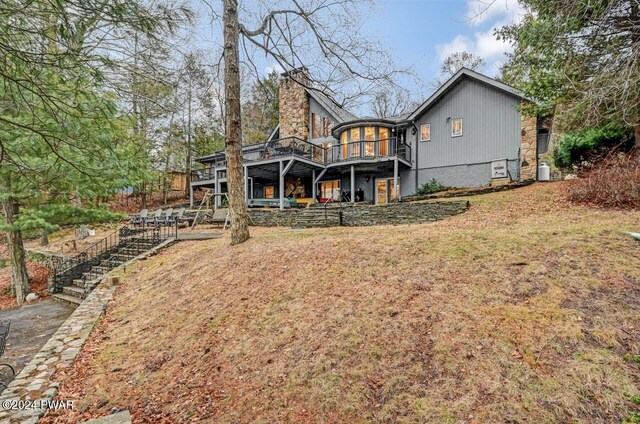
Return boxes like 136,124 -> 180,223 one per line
0,283 -> 116,423
0,301 -> 74,390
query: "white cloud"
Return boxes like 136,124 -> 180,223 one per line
264,64 -> 284,75
435,0 -> 525,76
466,0 -> 523,24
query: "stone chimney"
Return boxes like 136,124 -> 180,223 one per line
279,67 -> 310,140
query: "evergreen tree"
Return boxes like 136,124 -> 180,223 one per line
0,0 -> 178,303
498,0 -> 639,140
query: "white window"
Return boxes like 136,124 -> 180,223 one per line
452,118 -> 463,137
420,124 -> 430,142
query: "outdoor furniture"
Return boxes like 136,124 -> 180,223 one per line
149,208 -> 163,226
130,209 -> 148,226
158,208 -> 174,226
168,207 -> 184,225
0,321 -> 15,390
247,198 -> 298,208
210,208 -> 230,229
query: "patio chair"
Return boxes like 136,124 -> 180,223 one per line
159,208 -> 174,226
0,321 -> 15,390
149,208 -> 163,226
130,209 -> 148,226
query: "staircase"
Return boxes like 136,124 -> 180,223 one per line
50,224 -> 177,305
291,207 -> 342,228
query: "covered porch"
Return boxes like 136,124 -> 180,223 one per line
245,157 -> 409,208
244,156 -> 324,209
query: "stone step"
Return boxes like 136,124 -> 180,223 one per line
72,279 -> 86,288
52,293 -> 82,306
91,266 -> 110,273
62,285 -> 87,299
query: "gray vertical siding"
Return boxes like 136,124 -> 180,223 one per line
309,97 -> 340,145
413,77 -> 522,178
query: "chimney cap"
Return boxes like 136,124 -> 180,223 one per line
281,66 -> 309,78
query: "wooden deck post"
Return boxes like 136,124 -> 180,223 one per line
312,169 -> 316,204
189,185 -> 194,208
393,158 -> 399,201
350,165 -> 355,204
243,165 -> 248,204
279,160 -> 285,210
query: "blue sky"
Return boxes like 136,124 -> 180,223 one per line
190,0 -> 524,111
360,0 -> 523,81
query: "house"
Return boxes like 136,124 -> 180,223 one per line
190,67 -> 548,208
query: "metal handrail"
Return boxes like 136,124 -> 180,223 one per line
51,221 -> 178,293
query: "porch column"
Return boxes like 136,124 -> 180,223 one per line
189,185 -> 194,208
350,165 -> 355,204
312,169 -> 317,204
279,160 -> 285,210
213,170 -> 219,207
393,158 -> 399,201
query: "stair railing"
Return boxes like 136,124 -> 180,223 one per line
52,221 -> 178,293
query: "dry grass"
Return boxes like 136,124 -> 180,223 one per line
43,182 -> 640,423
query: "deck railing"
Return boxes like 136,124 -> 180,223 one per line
191,169 -> 215,182
248,136 -> 327,165
326,137 -> 410,164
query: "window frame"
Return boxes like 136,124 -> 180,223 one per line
452,118 -> 463,138
319,179 -> 341,200
420,124 -> 431,142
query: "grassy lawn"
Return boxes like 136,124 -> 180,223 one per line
43,182 -> 640,423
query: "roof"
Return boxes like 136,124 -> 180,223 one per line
330,117 -> 409,138
305,88 -> 358,123
407,68 -> 528,121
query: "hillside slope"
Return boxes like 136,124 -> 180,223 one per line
44,183 -> 640,423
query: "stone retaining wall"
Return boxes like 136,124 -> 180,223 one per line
249,200 -> 469,228
341,201 -> 469,227
26,249 -> 67,271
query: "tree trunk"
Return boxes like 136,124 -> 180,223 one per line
40,231 -> 49,246
1,198 -> 30,304
635,121 -> 640,148
185,79 -> 193,194
223,0 -> 250,245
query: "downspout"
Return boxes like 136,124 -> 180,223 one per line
410,121 -> 419,193
535,116 -> 540,181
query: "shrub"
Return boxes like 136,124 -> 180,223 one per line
417,179 -> 452,195
565,149 -> 640,208
553,123 -> 634,170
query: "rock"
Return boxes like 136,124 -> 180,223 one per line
26,293 -> 39,302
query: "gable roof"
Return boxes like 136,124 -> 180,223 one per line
407,68 -> 527,121
305,87 -> 358,123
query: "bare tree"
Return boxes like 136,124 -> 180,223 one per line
220,0 -> 406,244
370,86 -> 416,118
430,51 -> 486,90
